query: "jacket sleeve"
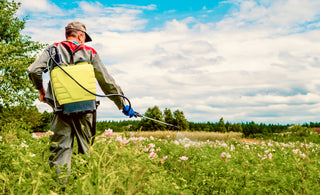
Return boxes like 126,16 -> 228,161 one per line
27,47 -> 50,90
92,53 -> 126,110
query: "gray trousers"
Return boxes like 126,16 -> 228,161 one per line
49,112 -> 94,174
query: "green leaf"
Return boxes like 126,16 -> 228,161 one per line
0,0 -> 46,108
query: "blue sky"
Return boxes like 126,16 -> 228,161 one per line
18,0 -> 320,124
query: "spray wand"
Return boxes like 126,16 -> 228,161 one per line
134,112 -> 180,130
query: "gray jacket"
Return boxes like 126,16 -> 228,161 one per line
27,41 -> 125,110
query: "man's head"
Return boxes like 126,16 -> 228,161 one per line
65,21 -> 92,44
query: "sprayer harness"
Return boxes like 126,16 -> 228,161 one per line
47,43 -> 132,115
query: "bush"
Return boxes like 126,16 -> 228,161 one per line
1,121 -> 32,142
269,125 -> 320,144
0,106 -> 51,132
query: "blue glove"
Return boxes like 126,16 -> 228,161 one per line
122,105 -> 135,118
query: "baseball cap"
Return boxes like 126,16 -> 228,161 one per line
65,21 -> 92,42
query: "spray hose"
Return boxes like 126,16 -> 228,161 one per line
48,46 -> 179,130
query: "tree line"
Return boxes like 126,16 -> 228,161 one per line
95,106 -> 320,137
97,106 -> 189,132
1,104 -> 320,138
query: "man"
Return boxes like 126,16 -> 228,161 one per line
27,21 -> 135,176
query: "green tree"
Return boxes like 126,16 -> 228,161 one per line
0,106 -> 50,132
173,110 -> 189,130
232,123 -> 243,133
139,106 -> 165,130
218,117 -> 227,133
242,121 -> 258,137
0,0 -> 45,108
225,121 -> 232,132
163,108 -> 174,130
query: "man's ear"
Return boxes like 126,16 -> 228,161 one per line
77,32 -> 85,43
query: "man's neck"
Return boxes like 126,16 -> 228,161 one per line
66,37 -> 82,45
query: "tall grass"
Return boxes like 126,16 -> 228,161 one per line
117,130 -> 243,141
1,128 -> 319,194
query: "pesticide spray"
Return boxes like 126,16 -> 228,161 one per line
134,112 -> 180,130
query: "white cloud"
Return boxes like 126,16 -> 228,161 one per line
78,1 -> 105,14
218,0 -> 320,34
113,4 -> 157,11
21,1 -> 151,42
24,0 -> 320,124
74,2 -> 153,32
17,0 -> 63,15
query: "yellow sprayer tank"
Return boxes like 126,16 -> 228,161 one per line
50,63 -> 96,106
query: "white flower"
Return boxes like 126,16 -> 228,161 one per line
0,136 -> 2,141
292,149 -> 299,154
149,152 -> 158,159
184,144 -> 190,148
104,128 -> 113,136
179,156 -> 188,161
221,143 -> 228,148
221,152 -> 231,159
120,139 -> 129,145
148,143 -> 155,149
230,144 -> 235,151
21,141 -> 29,148
115,136 -> 122,142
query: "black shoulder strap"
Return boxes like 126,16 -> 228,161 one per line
61,42 -> 82,64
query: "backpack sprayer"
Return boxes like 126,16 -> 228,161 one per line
47,44 -> 179,130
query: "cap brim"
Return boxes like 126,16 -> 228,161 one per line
85,32 -> 92,42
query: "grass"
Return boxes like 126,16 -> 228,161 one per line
0,128 -> 319,194
113,130 -> 243,142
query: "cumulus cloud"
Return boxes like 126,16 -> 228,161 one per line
17,0 -> 63,15
219,0 -> 320,33
21,1 -> 152,42
23,0 -> 320,124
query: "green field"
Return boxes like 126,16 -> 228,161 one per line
0,129 -> 319,194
